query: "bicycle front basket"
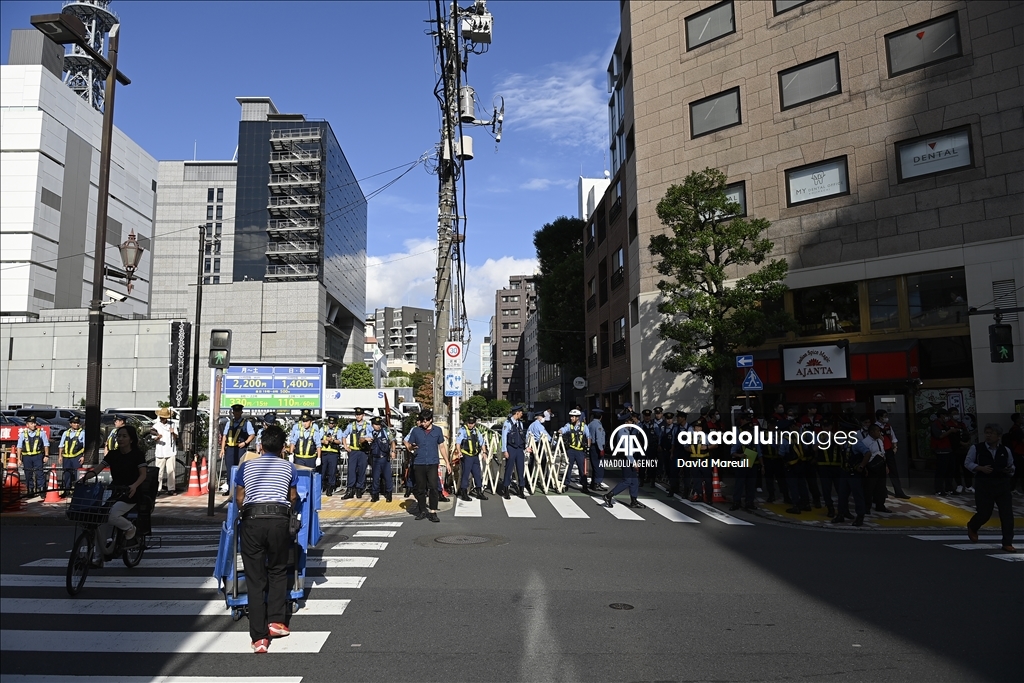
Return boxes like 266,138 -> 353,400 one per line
66,481 -> 108,524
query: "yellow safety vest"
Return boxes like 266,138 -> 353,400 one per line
345,423 -> 364,450
321,427 -> 340,452
21,430 -> 44,456
461,428 -> 480,456
226,419 -> 248,448
63,429 -> 85,458
295,426 -> 317,458
106,432 -> 117,452
566,423 -> 586,451
818,442 -> 843,467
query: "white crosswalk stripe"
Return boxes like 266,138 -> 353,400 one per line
502,496 -> 536,518
908,534 -> 1023,562
0,574 -> 366,589
0,678 -> 302,683
454,497 -> 482,517
638,498 -> 699,523
0,630 -> 331,653
591,496 -> 644,520
546,496 -> 589,518
0,597 -> 351,616
23,556 -> 379,569
353,530 -> 396,538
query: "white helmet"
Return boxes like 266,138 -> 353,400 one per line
569,409 -> 582,416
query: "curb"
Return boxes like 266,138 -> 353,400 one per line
0,513 -> 225,527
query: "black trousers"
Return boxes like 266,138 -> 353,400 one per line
763,458 -> 789,502
865,461 -> 887,509
884,449 -> 906,497
414,464 -> 439,512
818,465 -> 842,511
240,516 -> 291,642
968,477 -> 1016,547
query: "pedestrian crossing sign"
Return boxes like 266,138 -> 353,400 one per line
742,368 -> 763,391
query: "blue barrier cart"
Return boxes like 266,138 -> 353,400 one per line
214,466 -> 323,621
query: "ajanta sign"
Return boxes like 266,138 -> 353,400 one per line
782,344 -> 849,381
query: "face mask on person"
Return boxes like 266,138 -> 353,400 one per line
882,417 -> 889,423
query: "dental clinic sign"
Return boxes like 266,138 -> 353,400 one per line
896,126 -> 972,182
782,344 -> 849,381
786,156 -> 849,206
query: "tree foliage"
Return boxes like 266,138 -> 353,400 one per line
339,362 -> 375,389
487,398 -> 512,418
415,374 -> 434,405
461,395 -> 488,421
533,216 -> 586,373
649,168 -> 794,415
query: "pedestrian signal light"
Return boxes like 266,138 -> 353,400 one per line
209,329 -> 231,369
989,324 -> 1013,363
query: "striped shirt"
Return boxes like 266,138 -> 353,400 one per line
235,453 -> 297,505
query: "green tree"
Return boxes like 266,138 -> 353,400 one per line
487,399 -> 512,418
533,216 -> 586,374
415,374 -> 434,405
461,395 -> 488,421
339,362 -> 375,389
649,168 -> 793,417
409,370 -> 430,397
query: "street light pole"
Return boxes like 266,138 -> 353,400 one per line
83,24 -> 121,466
188,225 -> 207,464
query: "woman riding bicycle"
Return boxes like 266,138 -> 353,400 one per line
83,425 -> 148,566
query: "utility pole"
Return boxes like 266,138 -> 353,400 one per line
188,225 -> 206,464
429,0 -> 501,437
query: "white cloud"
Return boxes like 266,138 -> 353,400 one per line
496,55 -> 607,149
520,177 -> 576,191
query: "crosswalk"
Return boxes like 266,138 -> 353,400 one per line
908,534 -> 1024,562
0,518 -> 400,670
451,492 -> 755,526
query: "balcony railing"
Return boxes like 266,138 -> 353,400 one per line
588,353 -> 598,368
266,241 -> 319,255
610,267 -> 624,290
270,127 -> 322,141
265,263 -> 318,279
612,339 -> 626,357
585,239 -> 595,256
587,294 -> 597,311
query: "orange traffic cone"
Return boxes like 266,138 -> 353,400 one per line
2,450 -> 22,511
711,467 -> 727,503
184,461 -> 202,496
198,457 -> 209,494
43,468 -> 62,503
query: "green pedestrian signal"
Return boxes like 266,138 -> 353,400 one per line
988,324 -> 1013,363
209,329 -> 232,369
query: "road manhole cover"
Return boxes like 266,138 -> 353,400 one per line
609,603 -> 634,610
435,535 -> 491,545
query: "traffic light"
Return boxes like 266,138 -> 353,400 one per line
989,324 -> 1013,363
209,329 -> 232,369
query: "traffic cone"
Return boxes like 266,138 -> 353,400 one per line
2,450 -> 22,511
184,461 -> 202,496
43,468 -> 62,503
198,457 -> 209,494
711,467 -> 727,503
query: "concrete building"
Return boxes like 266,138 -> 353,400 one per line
370,306 -> 434,372
1,310 -> 186,409
578,176 -> 610,222
479,333 -> 492,394
586,0 -> 1022,449
149,97 -> 366,399
494,274 -> 537,404
1,30 -> 157,320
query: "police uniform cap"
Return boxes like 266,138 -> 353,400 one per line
113,414 -> 126,423
370,417 -> 383,426
231,404 -> 244,410
69,415 -> 81,424
663,412 -> 674,419
326,415 -> 336,423
465,415 -> 477,423
654,407 -> 663,413
677,410 -> 688,417
569,409 -> 582,416
511,405 -> 524,414
623,402 -> 633,409
353,407 -> 364,415
591,407 -> 604,414
263,412 -> 277,424
300,409 -> 313,421
25,415 -> 38,424
642,409 -> 652,416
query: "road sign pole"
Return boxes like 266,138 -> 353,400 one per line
207,367 -> 222,517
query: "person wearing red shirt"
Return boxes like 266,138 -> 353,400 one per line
930,409 -> 959,495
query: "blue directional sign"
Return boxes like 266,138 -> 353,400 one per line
741,368 -> 764,391
444,370 -> 463,397
736,354 -> 754,368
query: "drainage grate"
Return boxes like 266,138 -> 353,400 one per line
609,603 -> 634,610
435,535 -> 491,545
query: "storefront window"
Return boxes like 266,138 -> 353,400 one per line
793,282 -> 860,336
907,268 -> 967,328
868,278 -> 899,330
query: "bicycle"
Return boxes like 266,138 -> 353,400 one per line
65,466 -> 159,596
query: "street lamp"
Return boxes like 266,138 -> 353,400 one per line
31,11 -> 130,465
118,231 -> 144,294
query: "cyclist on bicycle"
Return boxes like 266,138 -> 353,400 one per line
84,425 -> 147,566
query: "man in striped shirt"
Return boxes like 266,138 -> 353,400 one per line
234,425 -> 298,654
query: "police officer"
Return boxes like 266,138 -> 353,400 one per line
16,415 -> 49,497
587,408 -> 607,492
638,409 -> 661,487
666,411 -> 688,498
501,406 -> 528,499
319,416 -> 342,496
762,409 -> 790,505
559,409 -> 592,494
105,414 -> 126,453
288,410 -> 321,473
454,415 -> 488,502
780,408 -> 811,514
58,415 -> 86,497
875,409 -> 909,499
816,418 -> 844,519
234,424 -> 299,654
367,417 -> 395,503
220,404 -> 255,494
601,427 -> 645,510
527,411 -> 549,475
729,412 -> 760,511
341,409 -> 370,499
835,422 -> 869,526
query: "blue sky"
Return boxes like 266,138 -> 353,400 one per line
1,0 -> 619,381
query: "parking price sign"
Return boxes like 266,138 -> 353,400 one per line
221,364 -> 324,409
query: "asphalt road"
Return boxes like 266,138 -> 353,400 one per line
0,491 -> 1021,683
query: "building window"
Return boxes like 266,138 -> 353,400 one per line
212,276 -> 220,285
511,281 -> 521,289
206,206 -> 214,220
908,268 -> 968,328
779,53 -> 841,110
612,316 -> 626,356
611,248 -> 625,290
600,322 -> 610,368
689,87 -> 741,138
598,259 -> 608,306
502,296 -> 508,303
724,181 -> 747,217
895,126 -> 973,182
502,323 -> 510,330
596,208 -> 607,244
215,205 -> 223,220
587,277 -> 598,311
886,12 -> 962,77
214,223 -> 222,237
510,309 -> 520,316
785,156 -> 849,206
509,322 -> 520,329
207,188 -> 215,202
630,298 -> 639,327
204,257 -> 211,274
503,377 -> 510,385
774,0 -> 812,15
793,282 -> 860,336
213,258 -> 221,274
588,335 -> 598,368
628,209 -> 638,243
867,278 -> 900,330
509,295 -> 519,302
685,0 -> 735,50
216,187 -> 224,203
